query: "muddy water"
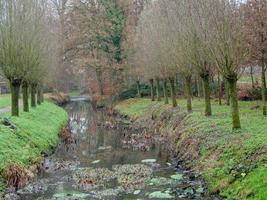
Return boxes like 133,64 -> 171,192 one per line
19,100 -> 206,200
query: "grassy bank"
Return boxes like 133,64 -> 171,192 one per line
0,94 -> 11,109
0,102 -> 68,194
115,98 -> 267,200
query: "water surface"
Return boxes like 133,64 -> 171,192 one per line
19,100 -> 205,200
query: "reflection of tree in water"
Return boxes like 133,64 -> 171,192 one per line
68,102 -> 90,135
64,101 -> 122,161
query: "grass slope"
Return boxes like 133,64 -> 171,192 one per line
0,102 -> 68,193
115,98 -> 267,200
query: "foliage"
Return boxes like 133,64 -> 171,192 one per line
118,83 -> 150,100
238,85 -> 265,101
0,102 -> 68,194
98,0 -> 125,63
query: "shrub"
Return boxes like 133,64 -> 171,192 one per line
238,84 -> 264,101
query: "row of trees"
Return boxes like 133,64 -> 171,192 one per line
0,0 -> 57,116
130,0 -> 267,129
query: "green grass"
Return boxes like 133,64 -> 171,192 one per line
115,98 -> 159,118
0,102 -> 68,193
115,98 -> 267,200
238,75 -> 260,85
0,94 -> 11,109
68,91 -> 81,97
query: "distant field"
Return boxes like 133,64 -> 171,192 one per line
0,94 -> 11,109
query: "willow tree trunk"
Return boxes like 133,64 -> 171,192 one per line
156,78 -> 161,101
169,77 -> 177,108
10,80 -> 21,116
31,84 -> 37,108
136,80 -> 141,98
197,77 -> 202,97
37,87 -> 42,105
22,82 -> 29,112
224,78 -> 230,106
201,74 -> 212,116
163,79 -> 169,104
218,74 -> 222,105
149,79 -> 155,101
261,62 -> 267,116
228,78 -> 241,129
40,87 -> 44,103
96,67 -> 104,96
185,76 -> 192,112
250,66 -> 255,88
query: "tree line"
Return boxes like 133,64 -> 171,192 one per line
0,0 -> 58,116
129,0 -> 267,129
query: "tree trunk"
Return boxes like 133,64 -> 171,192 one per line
40,87 -> 44,103
197,76 -> 202,97
224,78 -> 230,106
156,77 -> 161,101
169,77 -> 177,108
37,87 -> 42,105
96,67 -> 104,96
261,63 -> 266,116
10,80 -> 21,117
163,79 -> 169,104
218,74 -> 222,105
227,78 -> 241,129
185,76 -> 192,112
250,66 -> 255,88
136,80 -> 141,98
149,79 -> 155,101
22,81 -> 29,112
31,84 -> 37,108
201,74 -> 212,116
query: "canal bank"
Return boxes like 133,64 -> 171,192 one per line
12,99 -> 209,200
0,102 -> 68,197
114,98 -> 267,200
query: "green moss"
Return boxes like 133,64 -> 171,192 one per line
115,98 -> 267,200
0,102 -> 68,194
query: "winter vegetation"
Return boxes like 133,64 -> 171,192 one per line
0,0 -> 266,199
115,98 -> 267,199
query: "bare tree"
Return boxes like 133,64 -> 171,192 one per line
243,0 -> 267,115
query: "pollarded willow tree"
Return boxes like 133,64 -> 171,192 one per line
134,1 -> 181,107
130,0 -> 249,129
204,0 -> 249,129
180,0 -> 216,116
0,0 -> 57,116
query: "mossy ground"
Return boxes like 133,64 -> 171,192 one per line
0,102 -> 68,194
115,98 -> 267,200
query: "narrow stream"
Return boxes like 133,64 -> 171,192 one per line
18,100 -> 206,200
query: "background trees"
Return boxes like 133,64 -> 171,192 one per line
129,0 -> 254,129
0,0 -> 58,116
243,0 -> 267,116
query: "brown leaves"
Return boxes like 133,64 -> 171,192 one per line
2,164 -> 37,189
